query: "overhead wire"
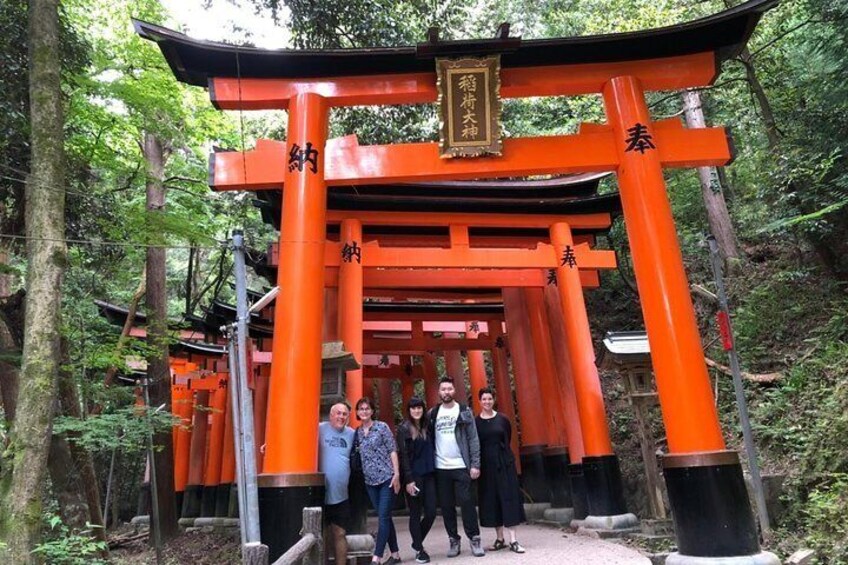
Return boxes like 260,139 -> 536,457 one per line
0,162 -> 212,203
0,233 -> 225,251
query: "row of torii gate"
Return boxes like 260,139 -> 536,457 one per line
135,1 -> 780,563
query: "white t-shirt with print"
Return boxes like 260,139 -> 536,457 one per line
434,403 -> 466,469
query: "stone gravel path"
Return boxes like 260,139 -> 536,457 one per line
372,517 -> 652,565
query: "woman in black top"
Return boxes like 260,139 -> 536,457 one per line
475,387 -> 526,553
396,397 -> 437,564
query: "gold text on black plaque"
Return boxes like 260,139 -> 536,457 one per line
436,56 -> 502,158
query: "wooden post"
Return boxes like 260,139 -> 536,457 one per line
302,507 -> 323,565
244,541 -> 269,565
624,369 -> 666,519
268,507 -> 323,565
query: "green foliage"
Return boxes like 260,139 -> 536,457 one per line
730,268 -> 832,368
3,0 -> 846,558
53,405 -> 179,453
31,513 -> 107,565
801,474 -> 848,561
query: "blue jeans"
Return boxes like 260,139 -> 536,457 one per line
365,479 -> 399,558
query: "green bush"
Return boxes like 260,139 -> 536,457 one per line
31,514 -> 107,565
801,474 -> 848,562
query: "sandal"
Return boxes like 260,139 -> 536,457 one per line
488,539 -> 507,551
509,541 -> 526,554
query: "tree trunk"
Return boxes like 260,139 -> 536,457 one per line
0,1 -> 67,561
0,246 -> 21,425
143,131 -> 180,542
57,348 -> 106,543
682,90 -> 742,266
738,48 -> 781,149
48,430 -> 90,530
94,267 -> 146,410
185,245 -> 195,316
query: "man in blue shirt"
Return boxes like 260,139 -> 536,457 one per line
319,400 -> 356,564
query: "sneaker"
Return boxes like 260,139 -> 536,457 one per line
447,538 -> 461,558
415,550 -> 431,563
470,536 -> 485,557
509,541 -> 526,554
383,557 -> 401,565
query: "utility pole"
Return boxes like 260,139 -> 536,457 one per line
708,236 -> 770,535
226,230 -> 264,563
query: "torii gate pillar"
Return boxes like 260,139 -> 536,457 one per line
339,218 -> 364,419
551,222 -> 635,529
502,288 -> 551,506
260,92 -> 328,559
523,288 -> 573,511
604,76 -> 767,561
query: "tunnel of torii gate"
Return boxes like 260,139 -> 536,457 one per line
137,0 -> 779,563
242,172 -> 619,522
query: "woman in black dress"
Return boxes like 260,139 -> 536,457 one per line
475,387 -> 526,553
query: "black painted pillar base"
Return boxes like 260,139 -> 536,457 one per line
228,484 -> 239,518
214,483 -> 231,518
519,445 -> 551,503
543,448 -> 573,509
664,451 -> 764,558
200,484 -> 217,517
258,473 -> 325,562
583,454 -> 628,516
175,491 -> 185,518
567,463 -> 590,519
181,484 -> 203,518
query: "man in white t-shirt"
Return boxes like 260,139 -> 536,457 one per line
428,376 -> 484,558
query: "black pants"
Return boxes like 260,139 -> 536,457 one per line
406,474 -> 437,551
436,469 -> 480,540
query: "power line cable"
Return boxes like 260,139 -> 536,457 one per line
0,233 -> 225,251
0,162 -> 212,202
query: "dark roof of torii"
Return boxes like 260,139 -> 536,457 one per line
134,0 -> 776,86
252,173 -> 622,229
364,302 -> 503,316
94,299 -> 209,333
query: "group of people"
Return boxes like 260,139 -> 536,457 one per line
318,376 -> 526,564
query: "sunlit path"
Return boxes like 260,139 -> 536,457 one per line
370,517 -> 651,565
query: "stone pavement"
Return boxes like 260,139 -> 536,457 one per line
369,517 -> 652,565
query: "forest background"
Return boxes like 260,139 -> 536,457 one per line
0,0 -> 846,563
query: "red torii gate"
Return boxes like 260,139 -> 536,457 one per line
138,2 -> 779,562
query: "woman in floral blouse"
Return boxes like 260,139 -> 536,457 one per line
355,397 -> 402,565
